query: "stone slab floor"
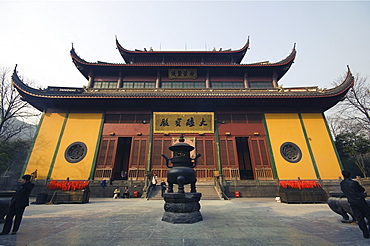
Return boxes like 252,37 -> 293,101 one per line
0,198 -> 369,246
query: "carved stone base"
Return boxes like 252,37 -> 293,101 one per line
162,193 -> 203,224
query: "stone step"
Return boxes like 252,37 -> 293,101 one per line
146,186 -> 163,200
196,186 -> 222,200
147,185 -> 222,200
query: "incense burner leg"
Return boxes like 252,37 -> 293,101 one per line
177,176 -> 185,193
190,179 -> 197,193
168,182 -> 174,193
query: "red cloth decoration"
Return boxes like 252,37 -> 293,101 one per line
279,180 -> 321,189
47,180 -> 90,191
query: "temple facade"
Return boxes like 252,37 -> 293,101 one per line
13,37 -> 354,186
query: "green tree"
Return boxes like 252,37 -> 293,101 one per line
335,132 -> 370,177
0,140 -> 31,177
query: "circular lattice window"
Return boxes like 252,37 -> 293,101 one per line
65,142 -> 87,163
280,142 -> 302,163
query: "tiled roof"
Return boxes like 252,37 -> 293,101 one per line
12,68 -> 354,99
71,44 -> 295,68
116,36 -> 250,54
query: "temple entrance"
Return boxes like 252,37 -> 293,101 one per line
236,137 -> 254,180
151,136 -> 217,181
113,137 -> 132,180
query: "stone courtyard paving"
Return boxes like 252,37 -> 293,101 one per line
0,198 -> 369,246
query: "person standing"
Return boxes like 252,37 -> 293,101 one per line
0,175 -> 35,235
160,179 -> 167,197
340,170 -> 370,238
151,174 -> 158,188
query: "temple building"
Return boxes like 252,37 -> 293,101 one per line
12,37 -> 354,196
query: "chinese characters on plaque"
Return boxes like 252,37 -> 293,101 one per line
154,112 -> 214,133
168,69 -> 197,79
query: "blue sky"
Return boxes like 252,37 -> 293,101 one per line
0,1 -> 369,89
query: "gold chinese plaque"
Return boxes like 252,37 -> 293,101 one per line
168,69 -> 197,79
153,112 -> 214,133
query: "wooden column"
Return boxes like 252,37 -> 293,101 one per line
243,71 -> 249,88
205,70 -> 210,88
117,71 -> 123,88
272,70 -> 278,88
155,71 -> 161,88
87,70 -> 94,88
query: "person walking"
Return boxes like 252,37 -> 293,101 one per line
340,170 -> 370,238
0,175 -> 35,235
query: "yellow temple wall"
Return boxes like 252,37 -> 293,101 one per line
25,113 -> 67,179
50,113 -> 103,180
26,112 -> 340,181
265,113 -> 317,179
300,113 -> 342,179
265,113 -> 341,180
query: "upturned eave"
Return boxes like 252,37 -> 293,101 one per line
12,66 -> 353,113
115,36 -> 250,64
70,43 -> 295,81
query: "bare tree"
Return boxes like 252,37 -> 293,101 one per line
327,73 -> 370,176
327,73 -> 370,138
0,67 -> 40,143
